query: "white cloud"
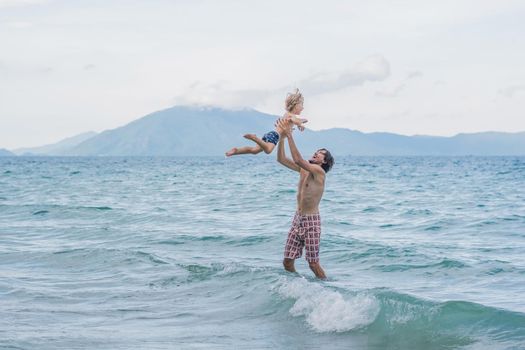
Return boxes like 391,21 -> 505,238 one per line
173,55 -> 391,109
298,55 -> 390,96
499,85 -> 525,98
407,71 -> 423,79
3,21 -> 33,28
338,0 -> 525,33
0,0 -> 47,8
375,69 -> 422,98
375,84 -> 406,98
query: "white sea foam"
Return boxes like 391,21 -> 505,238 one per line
276,277 -> 380,332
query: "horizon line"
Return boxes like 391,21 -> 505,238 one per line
2,104 -> 525,150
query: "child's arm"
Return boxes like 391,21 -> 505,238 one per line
285,113 -> 308,131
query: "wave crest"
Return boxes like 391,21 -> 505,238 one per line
276,277 -> 379,332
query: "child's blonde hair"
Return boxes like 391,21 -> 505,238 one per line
285,88 -> 304,112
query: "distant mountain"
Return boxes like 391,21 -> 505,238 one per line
13,131 -> 97,156
297,129 -> 525,156
61,107 -> 278,156
0,148 -> 15,156
15,106 -> 525,156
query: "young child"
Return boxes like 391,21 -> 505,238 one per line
225,89 -> 308,157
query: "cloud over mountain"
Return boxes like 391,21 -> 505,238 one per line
173,55 -> 391,109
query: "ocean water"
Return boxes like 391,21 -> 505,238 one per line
1,156 -> 524,350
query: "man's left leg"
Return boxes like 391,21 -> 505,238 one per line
305,213 -> 326,279
308,261 -> 326,279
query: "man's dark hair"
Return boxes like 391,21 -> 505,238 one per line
320,148 -> 334,173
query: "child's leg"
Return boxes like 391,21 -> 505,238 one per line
225,145 -> 263,157
243,134 -> 275,154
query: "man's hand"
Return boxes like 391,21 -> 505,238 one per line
275,118 -> 293,137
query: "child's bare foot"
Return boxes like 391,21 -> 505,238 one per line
243,134 -> 258,142
225,148 -> 237,157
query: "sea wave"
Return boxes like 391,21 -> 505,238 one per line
368,289 -> 525,348
274,277 -> 380,332
273,277 -> 525,348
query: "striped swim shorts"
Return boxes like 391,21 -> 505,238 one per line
284,212 -> 321,263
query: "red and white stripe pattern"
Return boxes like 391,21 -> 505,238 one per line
284,212 -> 321,263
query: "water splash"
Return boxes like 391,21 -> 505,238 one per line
276,277 -> 379,332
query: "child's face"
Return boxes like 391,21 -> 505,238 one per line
291,101 -> 304,115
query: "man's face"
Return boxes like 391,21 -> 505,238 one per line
309,149 -> 326,165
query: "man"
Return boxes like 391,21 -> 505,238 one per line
276,119 -> 334,279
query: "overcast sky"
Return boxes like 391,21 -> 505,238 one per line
1,0 -> 524,149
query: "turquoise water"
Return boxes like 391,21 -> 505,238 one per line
1,156 -> 524,350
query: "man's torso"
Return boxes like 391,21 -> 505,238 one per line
296,169 -> 325,214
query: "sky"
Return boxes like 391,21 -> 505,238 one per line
1,0 -> 524,149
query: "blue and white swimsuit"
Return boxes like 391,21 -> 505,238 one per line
261,131 -> 280,145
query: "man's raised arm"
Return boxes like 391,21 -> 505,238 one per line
276,119 -> 300,172
287,131 -> 325,177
